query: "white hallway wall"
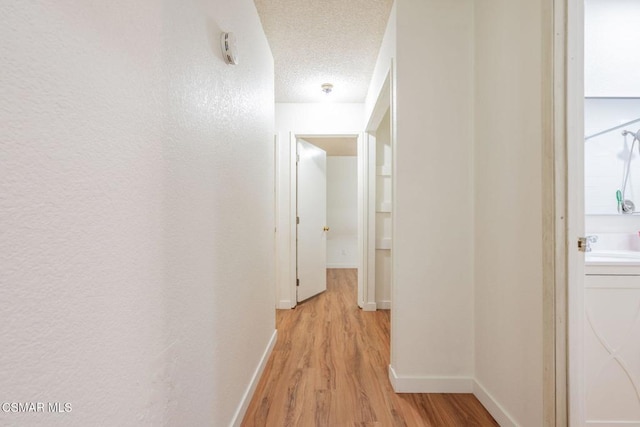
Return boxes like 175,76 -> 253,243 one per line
474,0 -> 544,424
274,103 -> 364,308
366,0 -> 547,424
391,0 -> 475,390
0,1 -> 275,426
327,156 -> 359,268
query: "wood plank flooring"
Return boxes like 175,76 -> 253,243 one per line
242,269 -> 498,426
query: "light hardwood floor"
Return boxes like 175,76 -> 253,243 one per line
242,269 -> 498,426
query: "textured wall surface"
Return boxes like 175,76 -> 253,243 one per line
0,1 -> 275,425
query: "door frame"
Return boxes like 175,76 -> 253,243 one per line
364,67 -> 394,313
565,0 -> 586,424
550,0 -> 585,424
283,132 -> 369,308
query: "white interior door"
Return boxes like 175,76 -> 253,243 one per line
297,139 -> 327,302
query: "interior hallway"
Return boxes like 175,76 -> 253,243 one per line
242,269 -> 498,426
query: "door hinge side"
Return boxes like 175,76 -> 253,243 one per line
296,278 -> 300,287
296,216 -> 300,224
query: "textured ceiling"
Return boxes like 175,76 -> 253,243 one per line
254,0 -> 393,103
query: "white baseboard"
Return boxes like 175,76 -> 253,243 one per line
361,302 -> 377,311
376,300 -> 391,309
473,379 -> 517,426
586,422 -> 640,426
326,263 -> 358,269
277,300 -> 294,309
230,330 -> 278,427
388,365 -> 473,393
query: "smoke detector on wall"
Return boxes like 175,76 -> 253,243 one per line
220,32 -> 239,65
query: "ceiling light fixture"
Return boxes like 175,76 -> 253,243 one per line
321,83 -> 333,94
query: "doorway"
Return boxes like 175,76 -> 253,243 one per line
279,132 -> 368,308
272,71 -> 395,363
564,0 -> 640,424
295,136 -> 359,303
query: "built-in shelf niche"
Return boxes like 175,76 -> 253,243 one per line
374,109 -> 392,307
375,110 -> 392,245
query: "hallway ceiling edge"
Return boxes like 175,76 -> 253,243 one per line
253,0 -> 393,103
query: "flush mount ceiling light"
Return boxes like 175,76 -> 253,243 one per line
220,32 -> 238,65
321,83 -> 333,94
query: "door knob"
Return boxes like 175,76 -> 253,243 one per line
323,226 -> 330,231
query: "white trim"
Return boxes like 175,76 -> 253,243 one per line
388,365 -> 473,393
277,300 -> 294,309
361,302 -> 377,312
375,238 -> 392,250
388,58 -> 397,368
473,379 -> 518,427
567,0 -> 586,424
296,133 -> 361,139
539,0 -> 568,423
366,133 -> 377,308
376,201 -> 392,213
287,131 -> 366,308
273,134 -> 279,310
274,131 -> 296,310
366,72 -> 392,131
550,0 -> 568,424
357,131 -> 367,308
376,300 -> 391,309
586,422 -> 640,426
230,330 -> 278,427
289,132 -> 297,307
357,130 -> 376,310
326,263 -> 358,269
